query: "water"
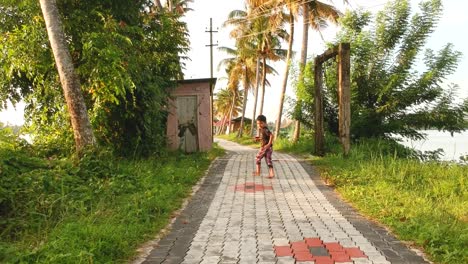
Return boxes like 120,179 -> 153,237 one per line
397,130 -> 468,161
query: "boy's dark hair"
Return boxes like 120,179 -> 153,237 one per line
256,115 -> 267,122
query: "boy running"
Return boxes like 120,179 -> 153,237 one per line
253,115 -> 274,178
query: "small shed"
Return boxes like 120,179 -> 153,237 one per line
166,78 -> 216,152
229,116 -> 252,132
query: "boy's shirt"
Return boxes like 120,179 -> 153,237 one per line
260,127 -> 273,148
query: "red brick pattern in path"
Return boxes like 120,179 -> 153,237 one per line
234,182 -> 273,193
274,237 -> 368,263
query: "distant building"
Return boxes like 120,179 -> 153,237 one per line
229,116 -> 252,132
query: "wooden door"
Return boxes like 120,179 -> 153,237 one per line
177,96 -> 198,152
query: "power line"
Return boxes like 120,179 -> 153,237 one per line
223,1 -> 389,40
225,0 -> 387,27
229,0 -> 318,24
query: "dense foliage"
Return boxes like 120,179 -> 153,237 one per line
296,0 -> 468,140
0,0 -> 190,156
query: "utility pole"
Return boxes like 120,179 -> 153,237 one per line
205,18 -> 217,142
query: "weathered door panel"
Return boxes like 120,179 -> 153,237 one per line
177,96 -> 198,152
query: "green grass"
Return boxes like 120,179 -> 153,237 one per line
0,131 -> 224,263
218,133 -> 468,264
314,141 -> 467,264
216,132 -> 317,154
217,133 -> 258,148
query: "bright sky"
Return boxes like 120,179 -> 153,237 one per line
182,0 -> 468,123
1,0 -> 467,126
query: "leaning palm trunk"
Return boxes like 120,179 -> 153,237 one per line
250,57 -> 261,136
217,112 -> 227,135
274,14 -> 294,139
237,72 -> 249,137
258,56 -> 267,116
39,0 -> 95,153
220,113 -> 229,135
154,0 -> 163,10
167,0 -> 173,12
292,3 -> 309,143
225,94 -> 237,134
237,90 -> 248,137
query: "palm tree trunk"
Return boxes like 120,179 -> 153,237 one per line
250,57 -> 261,136
258,56 -> 267,116
217,109 -> 230,135
154,0 -> 163,10
292,3 -> 309,143
226,94 -> 236,134
237,90 -> 248,137
237,71 -> 249,138
39,0 -> 95,153
274,14 -> 294,139
167,0 -> 173,12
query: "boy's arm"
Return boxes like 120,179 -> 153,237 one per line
266,131 -> 274,147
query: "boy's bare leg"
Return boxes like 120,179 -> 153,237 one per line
252,164 -> 261,176
267,167 -> 274,178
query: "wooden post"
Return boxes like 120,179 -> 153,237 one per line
314,59 -> 324,156
338,43 -> 351,156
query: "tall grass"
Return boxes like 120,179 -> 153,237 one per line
313,140 -> 467,264
0,128 -> 224,263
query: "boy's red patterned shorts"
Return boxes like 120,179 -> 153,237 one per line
256,147 -> 273,168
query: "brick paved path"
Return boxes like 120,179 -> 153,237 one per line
137,139 -> 428,264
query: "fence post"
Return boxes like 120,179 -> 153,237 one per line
314,59 -> 324,156
338,43 -> 351,156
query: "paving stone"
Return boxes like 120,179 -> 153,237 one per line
162,257 -> 184,264
143,257 -> 166,264
238,256 -> 258,263
352,259 -> 373,264
367,254 -> 389,262
309,246 -> 329,257
275,256 -> 296,264
312,256 -> 333,264
199,256 -> 220,264
180,259 -> 201,264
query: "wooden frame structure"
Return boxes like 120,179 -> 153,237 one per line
314,43 -> 351,156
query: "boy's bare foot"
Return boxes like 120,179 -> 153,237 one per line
266,175 -> 274,179
252,172 -> 260,176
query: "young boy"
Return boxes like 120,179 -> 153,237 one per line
253,115 -> 274,178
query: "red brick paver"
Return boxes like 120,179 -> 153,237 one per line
274,246 -> 293,257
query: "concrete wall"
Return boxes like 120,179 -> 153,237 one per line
166,79 -> 214,152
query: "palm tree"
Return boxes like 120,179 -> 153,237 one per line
224,7 -> 261,136
236,56 -> 257,137
216,57 -> 246,135
166,0 -> 193,15
216,87 -> 243,135
256,17 -> 288,117
214,88 -> 242,135
227,1 -> 288,136
292,0 -> 344,143
220,46 -> 259,137
39,0 -> 95,152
